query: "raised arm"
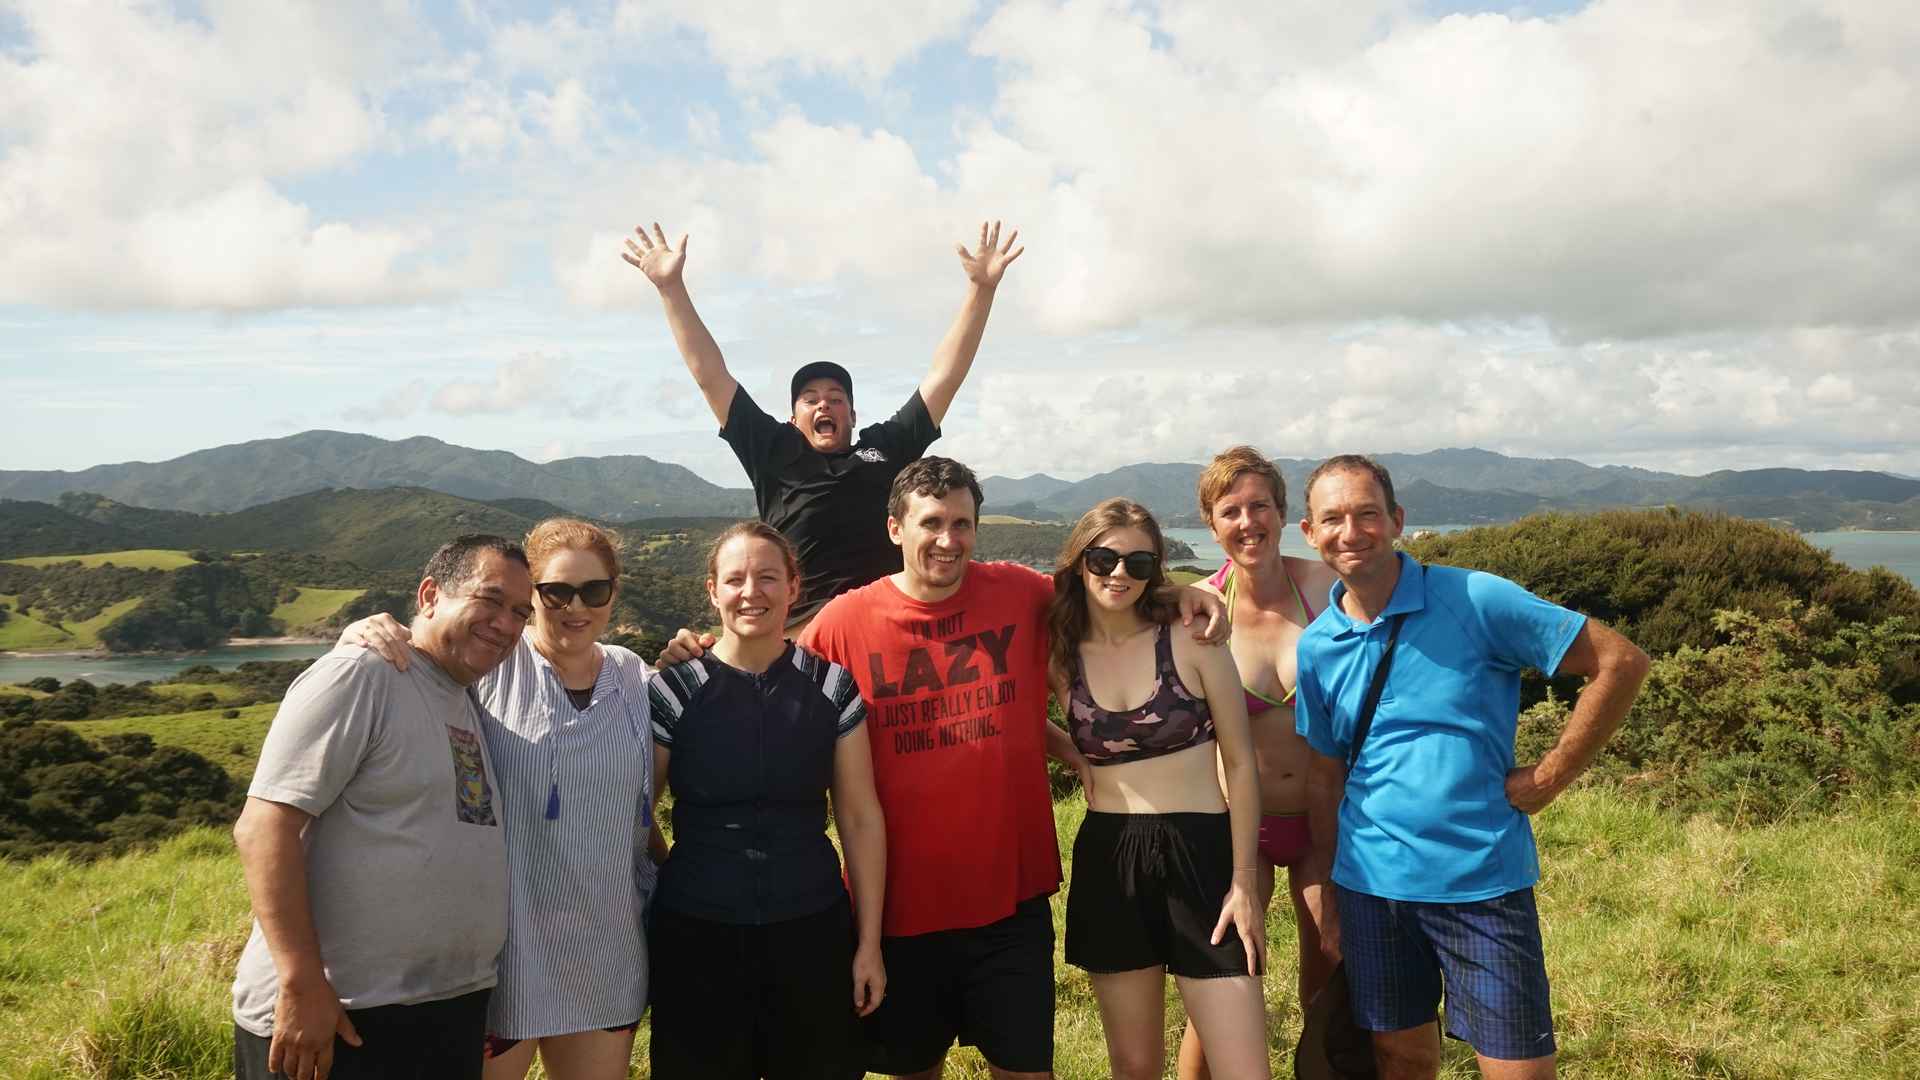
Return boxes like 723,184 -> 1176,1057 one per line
623,223 -> 738,425
1506,618 -> 1650,813
919,221 -> 1025,425
233,797 -> 362,1078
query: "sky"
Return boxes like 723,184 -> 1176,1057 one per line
2,0 -> 1917,486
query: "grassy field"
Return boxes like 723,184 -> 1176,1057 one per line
0,596 -> 145,652
4,549 -> 199,571
1,785 -> 1914,1078
60,703 -> 278,786
268,586 -> 365,629
0,607 -> 73,650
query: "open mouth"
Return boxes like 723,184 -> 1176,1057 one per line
812,417 -> 838,436
737,604 -> 770,618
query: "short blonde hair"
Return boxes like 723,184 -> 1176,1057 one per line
523,518 -> 623,581
1197,445 -> 1286,523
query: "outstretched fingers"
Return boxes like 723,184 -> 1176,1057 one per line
999,227 -> 1019,254
652,222 -> 669,248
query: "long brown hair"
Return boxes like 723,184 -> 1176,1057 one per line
1046,498 -> 1180,680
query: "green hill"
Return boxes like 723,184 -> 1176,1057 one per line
0,430 -> 753,519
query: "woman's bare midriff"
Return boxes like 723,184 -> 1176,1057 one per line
1085,741 -> 1231,815
1249,705 -> 1311,815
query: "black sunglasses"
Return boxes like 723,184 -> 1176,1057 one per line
1082,546 -> 1160,581
535,579 -> 616,610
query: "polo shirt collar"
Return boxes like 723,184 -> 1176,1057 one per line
1325,551 -> 1427,638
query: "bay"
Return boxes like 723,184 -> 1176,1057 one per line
0,642 -> 332,685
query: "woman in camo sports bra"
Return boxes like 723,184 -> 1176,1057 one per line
1048,498 -> 1270,1080
1176,446 -> 1342,1080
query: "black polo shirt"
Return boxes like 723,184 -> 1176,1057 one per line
721,385 -> 941,624
647,644 -> 867,925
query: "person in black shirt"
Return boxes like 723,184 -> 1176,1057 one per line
622,219 -> 1025,628
645,521 -> 887,1080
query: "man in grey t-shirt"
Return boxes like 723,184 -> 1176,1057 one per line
232,534 -> 534,1080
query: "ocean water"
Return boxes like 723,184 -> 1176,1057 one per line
0,642 -> 332,685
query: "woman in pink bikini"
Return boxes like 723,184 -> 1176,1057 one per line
1178,446 -> 1341,1080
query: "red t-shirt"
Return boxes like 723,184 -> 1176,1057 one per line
801,561 -> 1062,938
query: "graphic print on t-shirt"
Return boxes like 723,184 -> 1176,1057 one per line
445,725 -> 498,825
865,612 -> 1022,757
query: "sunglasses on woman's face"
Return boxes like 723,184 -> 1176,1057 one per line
1082,546 -> 1160,581
535,579 -> 616,610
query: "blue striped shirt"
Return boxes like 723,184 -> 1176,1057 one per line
476,636 -> 657,1039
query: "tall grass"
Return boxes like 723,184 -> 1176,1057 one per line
2,788 -> 1914,1078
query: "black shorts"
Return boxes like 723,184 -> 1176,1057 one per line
1065,811 -> 1261,979
234,988 -> 490,1080
858,894 -> 1056,1075
648,896 -> 860,1080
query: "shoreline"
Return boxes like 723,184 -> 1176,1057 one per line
1,636 -> 329,660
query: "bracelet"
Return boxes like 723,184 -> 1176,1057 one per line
1232,864 -> 1258,872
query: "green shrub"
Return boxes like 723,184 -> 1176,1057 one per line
1521,607 -> 1920,821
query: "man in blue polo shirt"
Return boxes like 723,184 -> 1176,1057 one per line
1293,455 -> 1649,1080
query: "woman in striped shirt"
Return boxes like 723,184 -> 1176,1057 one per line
340,518 -> 659,1080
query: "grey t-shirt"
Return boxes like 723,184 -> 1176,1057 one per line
232,645 -> 510,1036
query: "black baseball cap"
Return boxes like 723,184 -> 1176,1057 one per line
790,361 -> 854,407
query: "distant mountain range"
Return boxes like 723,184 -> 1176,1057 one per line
0,430 -> 752,519
4,432 -> 1918,534
982,450 -> 1920,531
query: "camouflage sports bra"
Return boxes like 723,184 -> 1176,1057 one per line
1067,623 -> 1217,765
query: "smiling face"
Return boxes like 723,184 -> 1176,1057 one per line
1207,471 -> 1285,570
708,534 -> 797,642
1082,525 -> 1158,614
1304,466 -> 1405,585
414,549 -> 534,685
888,486 -> 977,599
791,377 -> 855,453
530,547 -> 616,659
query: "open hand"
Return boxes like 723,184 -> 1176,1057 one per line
340,612 -> 412,670
656,627 -> 715,668
622,223 -> 688,288
268,972 -> 361,1080
1212,877 -> 1267,977
955,220 -> 1023,287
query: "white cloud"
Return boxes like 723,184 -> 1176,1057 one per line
935,321 -> 1920,480
615,0 -> 977,83
0,0 -> 474,310
430,353 -> 577,415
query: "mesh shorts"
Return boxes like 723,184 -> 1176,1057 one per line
1335,884 -> 1556,1061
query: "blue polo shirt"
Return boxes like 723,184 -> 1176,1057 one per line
1296,553 -> 1585,902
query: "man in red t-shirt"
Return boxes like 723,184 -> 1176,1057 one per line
661,457 -> 1225,1078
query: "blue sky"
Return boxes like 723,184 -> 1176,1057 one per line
3,0 -> 1916,486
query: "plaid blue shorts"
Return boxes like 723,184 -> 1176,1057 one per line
1335,885 -> 1556,1062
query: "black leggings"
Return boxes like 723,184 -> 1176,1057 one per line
648,896 -> 859,1080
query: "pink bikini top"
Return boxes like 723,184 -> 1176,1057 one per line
1205,559 -> 1317,715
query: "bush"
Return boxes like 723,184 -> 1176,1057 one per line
0,720 -> 241,860
1406,509 -> 1920,702
1521,607 -> 1920,822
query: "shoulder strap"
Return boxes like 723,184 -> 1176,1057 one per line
1346,613 -> 1406,773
